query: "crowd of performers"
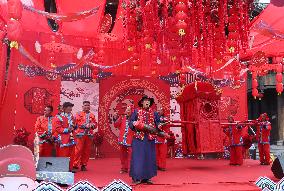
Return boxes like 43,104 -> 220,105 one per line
34,95 -> 272,184
223,113 -> 272,166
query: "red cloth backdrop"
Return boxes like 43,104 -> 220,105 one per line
0,49 -> 60,147
219,82 -> 248,122
99,76 -> 170,157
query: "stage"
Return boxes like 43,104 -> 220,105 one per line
74,158 -> 276,191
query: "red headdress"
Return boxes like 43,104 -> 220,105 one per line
258,113 -> 269,121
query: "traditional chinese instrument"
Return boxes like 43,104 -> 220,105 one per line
133,120 -> 169,138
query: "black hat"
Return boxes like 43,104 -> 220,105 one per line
63,102 -> 74,108
138,95 -> 155,107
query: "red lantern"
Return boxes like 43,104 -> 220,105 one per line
176,21 -> 187,30
8,0 -> 23,20
175,11 -> 187,21
176,0 -> 188,4
276,83 -> 283,94
252,72 -> 257,79
276,73 -> 283,83
275,57 -> 282,63
175,3 -> 187,12
276,64 -> 282,73
7,19 -> 22,41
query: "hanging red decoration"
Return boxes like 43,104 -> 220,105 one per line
276,83 -> 283,95
252,88 -> 258,99
276,73 -> 283,83
7,19 -> 22,41
8,0 -> 23,20
252,79 -> 258,88
0,30 -> 5,40
175,3 -> 187,13
174,0 -> 189,36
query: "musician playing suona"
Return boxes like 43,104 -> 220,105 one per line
52,102 -> 76,171
154,107 -> 169,171
223,116 -> 244,166
34,106 -> 54,157
113,106 -> 134,174
73,101 -> 97,172
129,95 -> 158,184
256,113 -> 271,165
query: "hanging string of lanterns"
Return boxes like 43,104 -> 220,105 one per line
249,52 -> 284,98
121,0 -> 253,76
7,0 -> 23,46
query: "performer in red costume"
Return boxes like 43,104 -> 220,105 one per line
73,101 -> 97,172
113,105 -> 134,174
223,116 -> 244,166
256,113 -> 271,165
34,106 -> 54,157
52,102 -> 76,171
154,107 -> 169,171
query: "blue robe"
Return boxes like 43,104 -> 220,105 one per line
129,109 -> 157,180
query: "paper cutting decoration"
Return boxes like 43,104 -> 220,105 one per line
24,87 -> 53,114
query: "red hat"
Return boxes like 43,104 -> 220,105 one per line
259,113 -> 269,121
0,145 -> 36,180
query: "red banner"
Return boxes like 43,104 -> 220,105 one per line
99,76 -> 170,157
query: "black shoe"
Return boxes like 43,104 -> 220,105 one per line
71,167 -> 79,173
132,179 -> 141,185
158,167 -> 166,171
120,169 -> 128,174
81,165 -> 87,171
142,179 -> 153,184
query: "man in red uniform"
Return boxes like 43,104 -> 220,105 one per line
34,106 -> 54,157
256,113 -> 271,165
73,101 -> 97,172
113,106 -> 134,174
52,102 -> 76,171
223,116 -> 244,165
154,107 -> 169,171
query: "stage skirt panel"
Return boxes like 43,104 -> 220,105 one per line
130,135 -> 157,180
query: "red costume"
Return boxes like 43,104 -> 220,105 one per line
73,111 -> 97,169
154,113 -> 169,170
114,115 -> 134,172
52,113 -> 76,170
223,125 -> 243,165
34,116 -> 54,157
256,116 -> 271,165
